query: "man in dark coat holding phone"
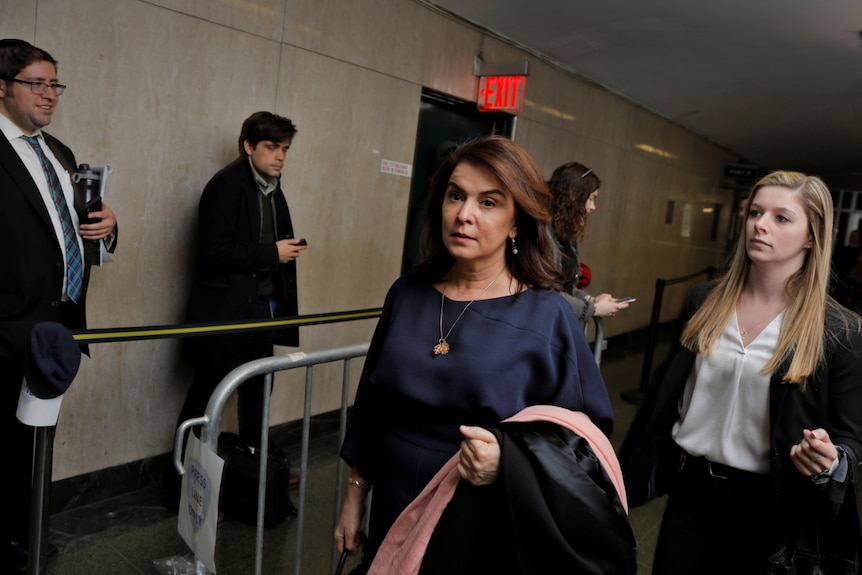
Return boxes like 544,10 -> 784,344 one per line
178,111 -> 307,447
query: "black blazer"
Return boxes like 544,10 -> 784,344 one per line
182,157 -> 299,370
619,281 -> 862,556
622,282 -> 862,500
0,131 -> 111,358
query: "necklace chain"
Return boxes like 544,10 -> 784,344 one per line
433,271 -> 504,357
737,307 -> 781,340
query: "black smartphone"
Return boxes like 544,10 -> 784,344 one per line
616,296 -> 636,303
297,238 -> 307,246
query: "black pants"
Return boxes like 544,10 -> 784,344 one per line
0,355 -> 35,549
177,366 -> 270,445
0,300 -> 84,567
653,449 -> 778,575
178,299 -> 277,448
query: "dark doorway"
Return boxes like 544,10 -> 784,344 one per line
401,89 -> 514,273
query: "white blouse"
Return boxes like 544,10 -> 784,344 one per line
671,309 -> 783,473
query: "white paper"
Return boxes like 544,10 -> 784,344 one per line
94,165 -> 113,264
74,164 -> 114,265
178,433 -> 224,574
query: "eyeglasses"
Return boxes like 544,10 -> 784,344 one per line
4,77 -> 66,96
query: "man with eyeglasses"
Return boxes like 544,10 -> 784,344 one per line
0,39 -> 118,571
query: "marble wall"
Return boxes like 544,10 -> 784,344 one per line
1,0 -> 738,480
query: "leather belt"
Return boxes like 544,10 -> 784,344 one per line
677,449 -> 768,485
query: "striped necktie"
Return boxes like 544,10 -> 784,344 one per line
22,135 -> 84,303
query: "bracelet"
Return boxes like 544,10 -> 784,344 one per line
348,477 -> 372,492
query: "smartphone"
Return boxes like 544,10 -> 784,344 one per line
616,296 -> 636,303
297,238 -> 307,246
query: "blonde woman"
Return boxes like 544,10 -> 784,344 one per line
620,171 -> 862,574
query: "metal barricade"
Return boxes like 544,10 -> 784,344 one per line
173,343 -> 369,575
586,316 -> 606,366
172,314 -> 607,574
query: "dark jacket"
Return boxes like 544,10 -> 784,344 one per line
419,420 -> 637,574
368,406 -> 636,575
551,231 -> 597,324
619,281 -> 862,559
0,131 -> 114,358
182,156 -> 299,370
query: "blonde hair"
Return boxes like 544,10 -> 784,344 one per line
680,171 -> 835,387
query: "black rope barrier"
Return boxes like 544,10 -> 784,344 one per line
68,308 -> 383,344
620,266 -> 717,406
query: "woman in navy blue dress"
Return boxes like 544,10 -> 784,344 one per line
334,136 -> 615,572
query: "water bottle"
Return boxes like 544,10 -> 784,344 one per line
72,164 -> 102,223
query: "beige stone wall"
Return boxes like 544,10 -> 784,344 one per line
1,0 -> 738,480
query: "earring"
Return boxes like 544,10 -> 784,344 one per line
511,237 -> 518,255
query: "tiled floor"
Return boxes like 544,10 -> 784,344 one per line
43,327 -> 672,575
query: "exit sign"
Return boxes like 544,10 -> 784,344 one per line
478,75 -> 527,113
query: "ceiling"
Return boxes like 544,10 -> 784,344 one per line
423,0 -> 862,177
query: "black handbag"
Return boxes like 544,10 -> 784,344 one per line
766,544 -> 857,575
766,536 -> 824,575
217,432 -> 297,528
766,493 -> 858,575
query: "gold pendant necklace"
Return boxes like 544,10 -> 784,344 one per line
433,270 -> 504,357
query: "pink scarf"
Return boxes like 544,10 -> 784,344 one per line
368,405 -> 627,575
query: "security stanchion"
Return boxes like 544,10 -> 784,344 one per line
16,322 -> 82,575
28,426 -> 54,575
620,266 -> 717,405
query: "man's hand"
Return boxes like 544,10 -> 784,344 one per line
276,238 -> 308,263
79,202 -> 117,241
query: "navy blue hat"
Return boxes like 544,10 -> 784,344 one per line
24,322 -> 81,399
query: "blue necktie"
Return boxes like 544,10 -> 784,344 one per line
23,135 -> 84,303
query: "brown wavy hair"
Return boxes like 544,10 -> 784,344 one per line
549,162 -> 602,243
416,136 -> 565,291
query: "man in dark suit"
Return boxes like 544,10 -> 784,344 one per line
0,39 -> 118,570
178,111 -> 307,448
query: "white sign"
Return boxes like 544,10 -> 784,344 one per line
681,203 -> 692,238
380,159 -> 413,177
178,433 -> 224,574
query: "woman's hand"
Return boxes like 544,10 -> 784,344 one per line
593,293 -> 631,317
333,472 -> 369,554
457,425 -> 501,486
790,428 -> 838,477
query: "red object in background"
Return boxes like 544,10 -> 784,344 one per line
577,263 -> 592,289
